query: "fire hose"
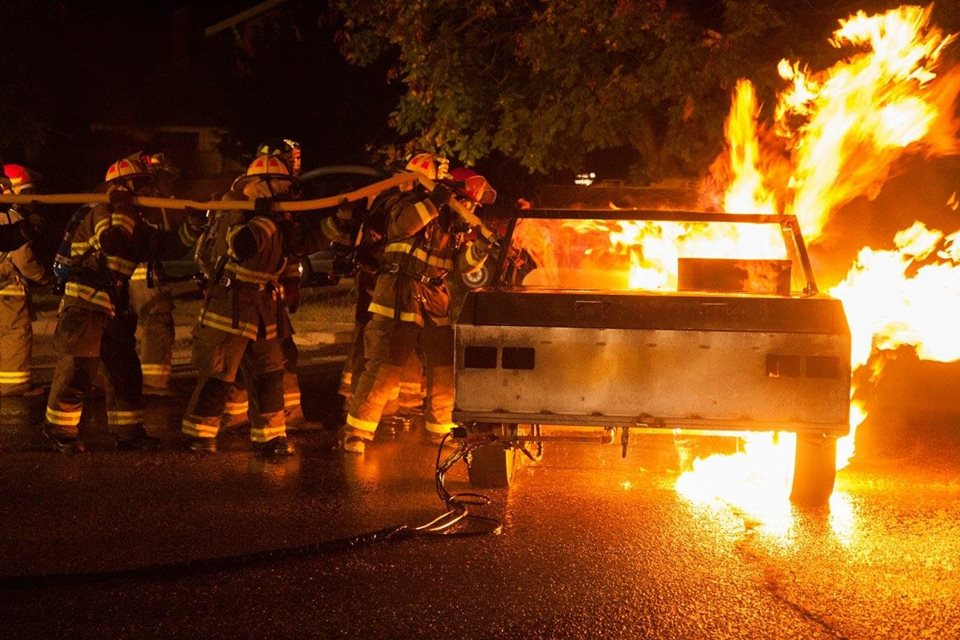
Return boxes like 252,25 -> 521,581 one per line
0,437 -> 502,591
0,172 -> 500,241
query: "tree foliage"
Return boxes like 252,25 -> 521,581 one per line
334,0 -> 793,179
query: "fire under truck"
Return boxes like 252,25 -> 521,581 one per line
452,208 -> 851,504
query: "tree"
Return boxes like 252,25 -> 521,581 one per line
333,0 -> 793,179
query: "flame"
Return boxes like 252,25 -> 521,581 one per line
677,4 -> 960,525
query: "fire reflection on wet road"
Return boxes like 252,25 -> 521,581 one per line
0,364 -> 957,639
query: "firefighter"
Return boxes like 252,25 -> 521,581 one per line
219,139 -> 310,432
129,153 -> 180,396
42,154 -> 203,453
0,165 -> 53,396
182,153 -> 350,456
341,155 -> 497,454
338,157 -> 432,433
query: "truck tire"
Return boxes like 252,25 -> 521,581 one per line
790,433 -> 837,505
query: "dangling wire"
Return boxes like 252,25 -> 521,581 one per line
411,434 -> 503,537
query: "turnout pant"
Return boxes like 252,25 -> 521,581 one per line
346,316 -> 453,440
44,307 -> 145,440
181,326 -> 287,443
0,295 -> 34,395
222,335 -> 302,429
129,279 -> 175,389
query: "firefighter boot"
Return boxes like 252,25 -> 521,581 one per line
339,427 -> 370,454
254,436 -> 296,458
42,423 -> 85,454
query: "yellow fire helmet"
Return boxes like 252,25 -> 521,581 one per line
405,152 -> 449,181
231,155 -> 297,191
105,154 -> 150,184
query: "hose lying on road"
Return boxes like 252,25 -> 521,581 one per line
0,439 -> 502,591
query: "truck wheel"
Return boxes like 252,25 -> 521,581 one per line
790,433 -> 837,505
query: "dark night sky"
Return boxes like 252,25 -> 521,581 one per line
0,1 -> 398,190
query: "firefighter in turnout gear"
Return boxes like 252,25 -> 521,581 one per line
182,153 -> 350,456
341,156 -> 497,454
42,155 -> 203,453
130,153 -> 180,395
0,165 -> 53,396
338,159 -> 431,433
219,139 -> 310,432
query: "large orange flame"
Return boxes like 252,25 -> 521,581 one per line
678,4 -> 960,523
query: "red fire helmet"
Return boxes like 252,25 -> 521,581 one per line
448,167 -> 497,205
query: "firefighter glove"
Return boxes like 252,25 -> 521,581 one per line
428,183 -> 454,209
254,197 -> 273,216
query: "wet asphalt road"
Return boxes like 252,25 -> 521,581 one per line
1,363 -> 958,639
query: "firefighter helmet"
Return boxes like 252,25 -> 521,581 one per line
105,155 -> 151,184
256,138 -> 301,177
448,167 -> 497,205
405,153 -> 449,181
2,164 -> 39,192
141,152 -> 179,178
232,155 -> 296,191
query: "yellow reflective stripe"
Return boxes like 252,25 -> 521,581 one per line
432,316 -> 451,327
425,421 -> 455,434
70,242 -> 92,256
412,201 -> 435,226
141,364 -> 172,375
105,255 -> 137,275
198,310 -> 259,340
0,286 -> 25,296
182,418 -> 219,438
250,425 -> 286,443
383,242 -> 454,270
0,371 -> 30,383
46,407 -> 82,426
387,387 -> 400,400
226,225 -> 243,260
283,392 -> 300,408
346,413 -> 379,434
110,213 -> 136,234
94,219 -> 110,235
64,282 -> 113,311
367,302 -> 421,323
321,215 -> 343,242
179,223 -> 198,246
107,410 -> 145,425
131,265 -> 149,281
224,402 -> 249,415
248,216 -> 277,237
224,263 -> 280,283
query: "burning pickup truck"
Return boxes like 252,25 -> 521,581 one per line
452,208 -> 851,504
